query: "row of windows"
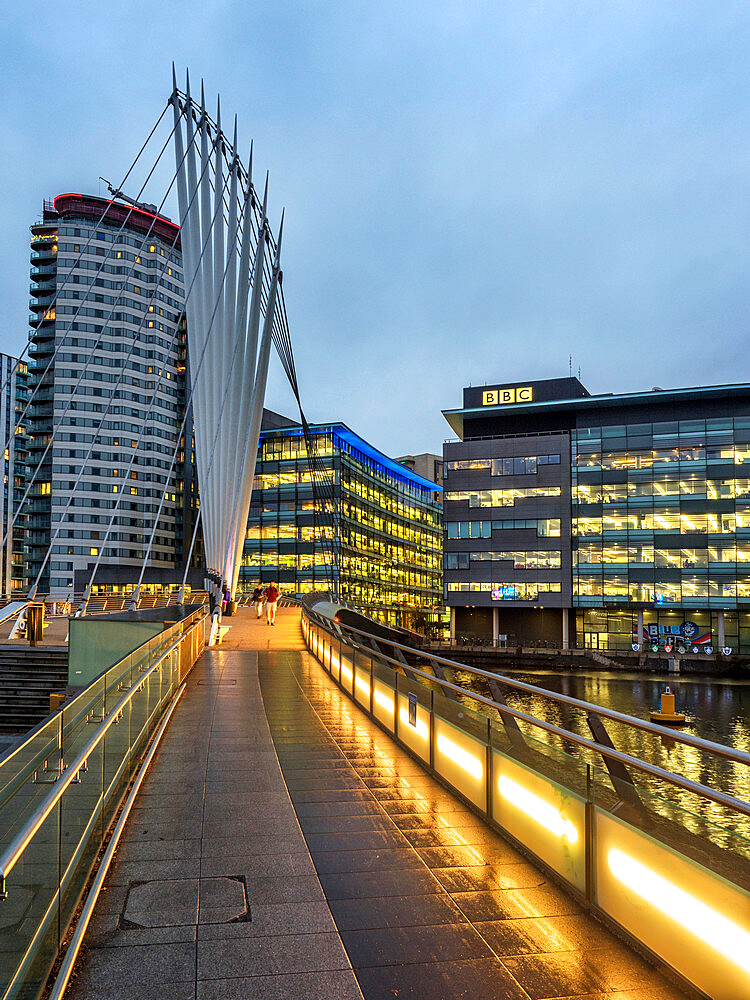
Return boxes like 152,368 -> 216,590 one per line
56,353 -> 177,375
447,550 -> 562,570
57,285 -> 183,312
573,445 -> 750,470
54,333 -> 177,354
55,303 -> 180,327
55,385 -> 180,411
55,400 -> 180,425
574,512 -> 750,534
446,518 -> 561,538
55,367 -> 180,395
448,581 -> 562,598
56,319 -> 172,335
445,454 -> 561,475
51,480 -> 178,499
575,543 -> 750,566
573,478 -> 750,502
445,487 -> 561,507
574,578 -> 750,600
242,551 -> 331,569
58,228 -> 181,267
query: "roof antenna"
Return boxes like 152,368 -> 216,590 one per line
99,177 -> 158,216
569,355 -> 572,377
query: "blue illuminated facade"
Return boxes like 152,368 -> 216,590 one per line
240,422 -> 443,630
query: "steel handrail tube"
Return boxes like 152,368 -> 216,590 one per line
0,614 -> 207,891
49,682 -> 187,1000
324,616 -> 750,768
0,606 -> 202,798
303,610 -> 750,818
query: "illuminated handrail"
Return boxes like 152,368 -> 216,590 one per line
322,613 -> 750,769
302,607 -> 750,1000
303,608 -> 750,817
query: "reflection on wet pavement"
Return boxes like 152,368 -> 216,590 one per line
260,648 -> 691,1000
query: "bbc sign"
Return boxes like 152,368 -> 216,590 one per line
482,386 -> 533,406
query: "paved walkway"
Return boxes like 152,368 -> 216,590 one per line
67,608 -> 361,1000
67,608 -> 691,1000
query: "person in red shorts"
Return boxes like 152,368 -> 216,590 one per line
264,582 -> 279,625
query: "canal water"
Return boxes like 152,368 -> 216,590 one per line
448,665 -> 750,847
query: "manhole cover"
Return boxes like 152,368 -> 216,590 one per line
123,876 -> 248,928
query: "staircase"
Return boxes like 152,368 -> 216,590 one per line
0,647 -> 68,735
589,649 -> 623,670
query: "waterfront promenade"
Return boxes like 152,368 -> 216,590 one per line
65,608 -> 690,999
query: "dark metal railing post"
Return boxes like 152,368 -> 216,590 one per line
429,689 -> 435,770
369,655 -> 374,717
486,716 -> 493,819
585,763 -> 595,904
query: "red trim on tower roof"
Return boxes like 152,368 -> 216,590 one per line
52,194 -> 181,249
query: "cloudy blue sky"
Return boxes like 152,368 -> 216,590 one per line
2,2 -> 750,457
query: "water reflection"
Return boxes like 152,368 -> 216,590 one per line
448,666 -> 750,850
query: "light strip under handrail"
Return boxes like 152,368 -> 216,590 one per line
0,615 -> 205,894
323,614 -> 750,767
303,610 -> 750,818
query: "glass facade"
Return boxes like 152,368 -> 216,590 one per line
442,377 -> 750,654
572,417 -> 750,651
240,423 -> 443,631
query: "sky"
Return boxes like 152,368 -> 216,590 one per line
2,1 -> 750,458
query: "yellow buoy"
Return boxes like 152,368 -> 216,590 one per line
650,686 -> 686,725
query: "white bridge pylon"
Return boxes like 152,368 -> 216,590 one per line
171,69 -> 283,612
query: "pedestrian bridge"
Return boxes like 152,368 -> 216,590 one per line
1,602 -> 748,1000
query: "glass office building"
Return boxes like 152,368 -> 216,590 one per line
240,422 -> 443,631
443,377 -> 750,654
572,414 -> 750,652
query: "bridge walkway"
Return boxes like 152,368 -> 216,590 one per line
66,608 -> 690,1000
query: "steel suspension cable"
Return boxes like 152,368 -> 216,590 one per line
0,111 -> 194,549
2,103 -> 181,462
0,101 -> 172,405
84,162 -> 243,610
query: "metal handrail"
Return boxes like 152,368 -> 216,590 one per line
302,608 -> 750,817
328,617 -> 750,768
49,682 -> 187,1000
0,607 -> 204,807
0,617 -> 203,895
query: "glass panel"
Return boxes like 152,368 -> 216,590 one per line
0,613 -> 205,1000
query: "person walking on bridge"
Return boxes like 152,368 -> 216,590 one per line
252,585 -> 265,619
264,583 -> 279,625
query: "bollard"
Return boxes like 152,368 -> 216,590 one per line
27,603 -> 44,646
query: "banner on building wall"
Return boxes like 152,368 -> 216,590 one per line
632,621 -> 712,646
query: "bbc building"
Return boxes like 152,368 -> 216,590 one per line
442,376 -> 750,655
